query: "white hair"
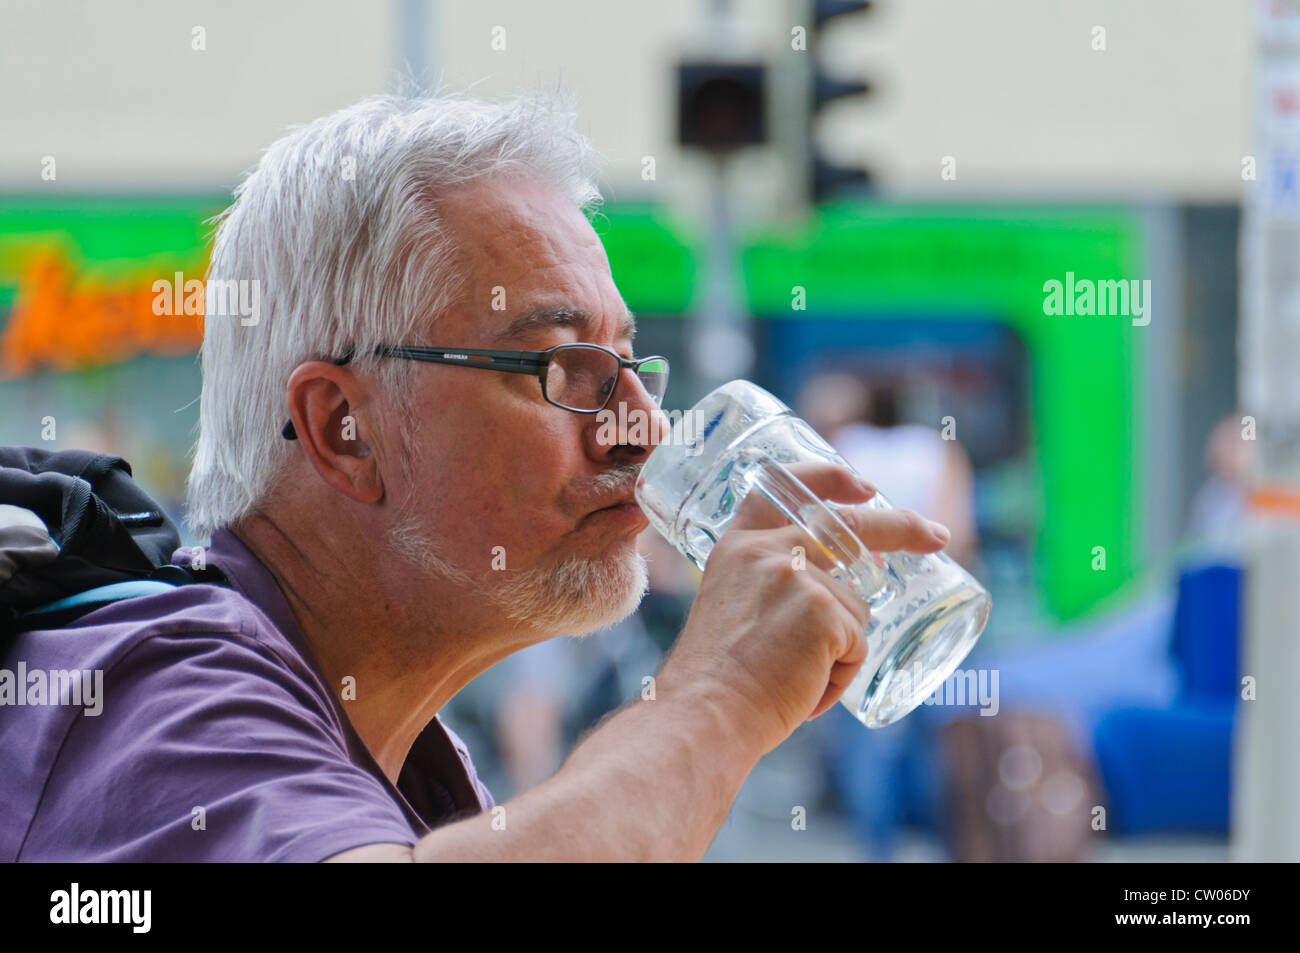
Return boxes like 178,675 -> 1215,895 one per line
186,87 -> 604,538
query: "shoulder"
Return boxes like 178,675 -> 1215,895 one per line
11,581 -> 301,678
0,586 -> 406,862
1,582 -> 338,780
1,582 -> 339,819
59,582 -> 333,725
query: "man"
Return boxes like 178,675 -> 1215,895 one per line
1,90 -> 949,861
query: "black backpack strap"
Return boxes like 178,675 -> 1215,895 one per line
149,563 -> 231,588
1,446 -> 232,636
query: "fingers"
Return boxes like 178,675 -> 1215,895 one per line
740,528 -> 872,712
727,461 -> 948,555
735,496 -> 949,565
809,654 -> 865,720
743,520 -> 865,584
783,460 -> 876,501
732,461 -> 875,531
808,555 -> 873,630
836,504 -> 950,554
808,572 -> 870,719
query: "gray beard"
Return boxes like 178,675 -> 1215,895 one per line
493,545 -> 649,637
385,465 -> 649,637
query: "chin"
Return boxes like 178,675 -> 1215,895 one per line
497,545 -> 650,638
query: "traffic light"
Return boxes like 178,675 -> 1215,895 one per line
677,61 -> 768,152
674,1 -> 875,207
805,0 -> 873,203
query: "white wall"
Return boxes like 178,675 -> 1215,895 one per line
0,0 -> 391,188
0,0 -> 1251,203
854,0 -> 1250,199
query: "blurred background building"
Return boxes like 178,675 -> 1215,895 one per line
1,0 -> 1296,861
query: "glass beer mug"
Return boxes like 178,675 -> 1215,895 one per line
635,380 -> 991,728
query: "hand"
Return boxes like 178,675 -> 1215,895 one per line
660,461 -> 950,756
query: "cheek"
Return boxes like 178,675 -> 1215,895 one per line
501,417 -> 579,501
410,377 -> 586,542
449,412 -> 579,525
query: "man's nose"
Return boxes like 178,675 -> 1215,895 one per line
586,368 -> 669,461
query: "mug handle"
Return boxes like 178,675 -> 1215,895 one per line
734,449 -> 901,609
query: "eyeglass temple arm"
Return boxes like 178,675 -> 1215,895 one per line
280,347 -> 549,439
377,345 -> 546,371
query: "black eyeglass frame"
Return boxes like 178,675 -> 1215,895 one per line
280,343 -> 670,439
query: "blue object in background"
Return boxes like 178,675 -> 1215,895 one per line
819,562 -> 1242,851
1093,563 -> 1241,836
1095,702 -> 1235,835
1171,562 -> 1242,705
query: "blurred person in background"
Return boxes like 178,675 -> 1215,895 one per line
829,378 -> 979,570
798,370 -> 982,859
1186,413 -> 1254,554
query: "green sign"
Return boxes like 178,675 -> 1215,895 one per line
589,203 -> 697,314
0,197 -> 1146,622
742,203 -> 1145,620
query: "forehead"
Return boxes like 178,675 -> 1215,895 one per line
434,174 -> 632,343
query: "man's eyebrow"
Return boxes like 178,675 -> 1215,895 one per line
495,305 -> 637,344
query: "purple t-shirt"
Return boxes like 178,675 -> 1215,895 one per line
0,528 -> 493,862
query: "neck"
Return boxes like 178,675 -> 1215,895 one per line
229,509 -> 529,784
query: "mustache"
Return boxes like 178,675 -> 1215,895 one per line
575,462 -> 642,510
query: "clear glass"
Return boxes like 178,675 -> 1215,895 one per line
635,379 -> 991,728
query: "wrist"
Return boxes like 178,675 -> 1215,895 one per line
655,662 -> 770,765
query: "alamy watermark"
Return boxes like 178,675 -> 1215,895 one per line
152,272 -> 261,326
0,664 -> 103,716
595,404 -> 706,454
50,883 -> 150,933
884,663 -> 1000,716
1042,272 -> 1151,326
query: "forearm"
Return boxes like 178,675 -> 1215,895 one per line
411,674 -> 760,862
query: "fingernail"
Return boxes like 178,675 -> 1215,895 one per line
928,520 -> 951,543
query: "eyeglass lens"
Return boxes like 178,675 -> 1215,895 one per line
545,347 -> 667,411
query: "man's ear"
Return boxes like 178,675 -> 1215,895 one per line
284,361 -> 383,505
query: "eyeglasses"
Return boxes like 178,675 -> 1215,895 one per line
281,343 -> 670,439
